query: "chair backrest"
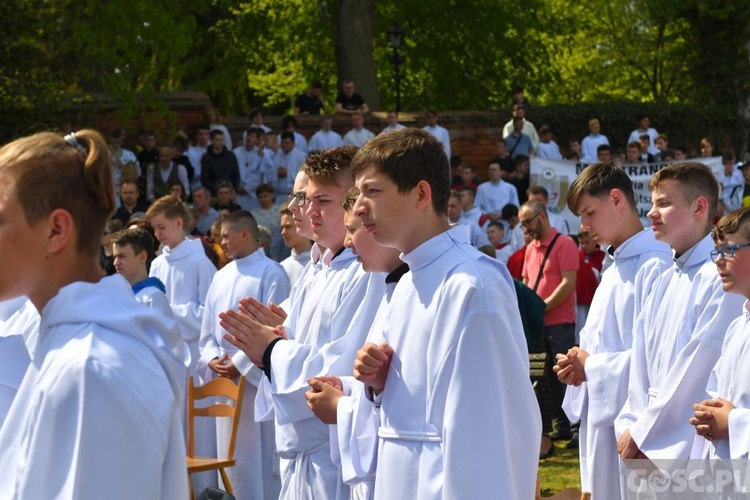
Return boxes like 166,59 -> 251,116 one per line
187,376 -> 245,460
529,352 -> 548,383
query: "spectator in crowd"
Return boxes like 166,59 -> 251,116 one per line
597,144 -> 613,163
568,139 -> 582,160
172,136 -> 194,188
639,134 -> 656,163
147,145 -> 190,203
187,124 -> 211,193
380,110 -> 406,133
503,104 -> 540,149
627,113 -> 659,155
625,141 -> 644,164
506,116 -> 534,157
453,163 -> 480,191
654,133 -> 669,161
503,203 -> 525,252
308,115 -> 344,151
233,127 -> 274,211
528,185 -> 570,235
250,183 -> 283,259
487,221 -> 512,263
494,138 -> 515,176
447,192 -> 494,256
422,110 -> 452,158
278,115 -> 309,154
136,130 -> 159,170
208,220 -> 230,269
661,149 -> 676,162
113,180 -> 149,227
476,159 -> 520,219
520,199 -> 579,454
295,80 -> 330,116
536,125 -> 563,160
203,106 -> 232,150
458,185 -> 482,227
248,107 -> 272,134
510,154 -> 531,205
674,145 -> 689,160
108,127 -> 140,208
193,187 -> 220,236
722,149 -> 744,212
201,130 -> 240,197
700,137 -> 715,158
273,131 -> 307,203
742,162 -> 750,208
343,111 -> 375,148
581,118 -> 609,164
168,181 -> 188,202
214,181 -> 242,213
335,80 -> 370,115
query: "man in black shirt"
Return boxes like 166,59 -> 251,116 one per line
294,81 -> 330,116
335,80 -> 370,115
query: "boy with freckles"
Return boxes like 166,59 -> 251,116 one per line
613,163 -> 744,493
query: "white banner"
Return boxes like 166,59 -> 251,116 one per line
530,157 -> 723,233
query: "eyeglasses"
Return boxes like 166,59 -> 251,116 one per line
288,192 -> 309,207
711,243 -> 750,263
519,212 -> 541,229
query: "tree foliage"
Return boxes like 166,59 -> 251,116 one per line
1,0 -> 748,124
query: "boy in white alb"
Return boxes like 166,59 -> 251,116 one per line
305,188 -> 406,499
350,129 -> 540,499
147,194 -> 218,492
690,208 -> 750,464
198,210 -> 290,500
553,162 -> 672,498
614,163 -> 745,492
0,297 -> 38,428
279,204 -> 313,286
221,147 -> 386,499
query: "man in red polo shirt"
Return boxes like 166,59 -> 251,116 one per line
520,199 -> 579,454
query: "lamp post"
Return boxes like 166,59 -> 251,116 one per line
388,21 -> 404,113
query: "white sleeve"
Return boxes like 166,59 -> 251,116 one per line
196,282 -> 220,380
337,382 -> 381,485
178,165 -> 190,197
169,260 -> 216,341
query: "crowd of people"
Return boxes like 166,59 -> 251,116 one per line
0,82 -> 749,500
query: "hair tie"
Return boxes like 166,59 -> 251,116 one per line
64,132 -> 84,151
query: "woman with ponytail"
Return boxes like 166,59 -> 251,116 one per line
0,130 -> 189,499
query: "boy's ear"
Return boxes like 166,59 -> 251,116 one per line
138,249 -> 148,264
415,180 -> 432,210
693,195 -> 710,220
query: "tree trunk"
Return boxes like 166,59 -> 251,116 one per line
335,0 -> 381,111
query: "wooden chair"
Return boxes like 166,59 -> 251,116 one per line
186,376 -> 245,499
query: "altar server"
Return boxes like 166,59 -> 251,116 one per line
0,297 -> 38,428
690,208 -> 750,462
222,147 -> 386,499
554,162 -> 672,498
350,128 -> 540,499
198,210 -> 289,499
615,163 -> 745,470
0,130 -> 188,499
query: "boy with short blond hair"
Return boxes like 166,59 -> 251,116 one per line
614,163 -> 744,490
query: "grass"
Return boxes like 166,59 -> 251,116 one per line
539,441 -> 582,497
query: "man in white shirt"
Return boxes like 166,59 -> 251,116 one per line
198,210 -> 290,500
721,149 -> 744,212
278,115 -> 309,154
108,127 -> 140,208
475,159 -> 520,218
581,118 -> 610,164
422,110 -> 451,158
502,105 -> 540,149
448,192 -> 494,255
380,110 -> 406,134
309,115 -> 344,152
343,112 -> 375,148
536,125 -> 563,160
147,145 -> 190,202
249,107 -> 272,134
272,131 -> 307,203
233,127 -> 274,211
626,113 -> 659,156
